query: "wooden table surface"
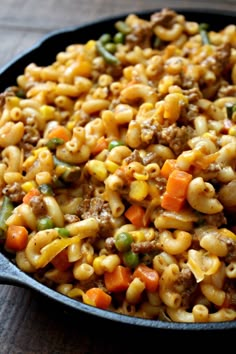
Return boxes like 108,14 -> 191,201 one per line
1,1 -> 236,353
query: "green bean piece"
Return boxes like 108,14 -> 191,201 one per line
96,41 -> 120,65
0,196 -> 14,239
53,155 -> 74,168
153,36 -> 162,48
200,30 -> 210,45
115,20 -> 131,35
53,156 -> 81,182
46,137 -> 65,150
108,140 -> 125,151
195,212 -> 206,227
15,88 -> 26,98
52,176 -> 65,188
113,32 -> 125,44
37,217 -> 54,231
199,23 -> 210,31
199,23 -> 210,45
60,166 -> 81,183
123,250 -> 139,269
38,183 -> 54,196
226,102 -> 236,120
115,232 -> 133,252
55,227 -> 70,238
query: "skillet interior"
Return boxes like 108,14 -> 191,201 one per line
0,7 -> 236,331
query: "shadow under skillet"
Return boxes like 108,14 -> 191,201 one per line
15,289 -> 235,353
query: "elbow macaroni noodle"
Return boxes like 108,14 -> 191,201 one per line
0,8 -> 236,323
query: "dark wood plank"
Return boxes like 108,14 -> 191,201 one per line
0,29 -> 44,68
0,0 -> 236,68
0,0 -> 235,31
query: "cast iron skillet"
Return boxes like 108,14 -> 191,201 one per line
0,8 -> 236,332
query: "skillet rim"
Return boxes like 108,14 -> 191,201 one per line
0,7 -> 236,331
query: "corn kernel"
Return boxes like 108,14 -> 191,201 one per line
5,96 -> 20,109
219,228 -> 236,242
39,105 -> 55,120
86,160 -> 108,181
133,171 -> 149,180
21,180 -> 37,192
129,180 -> 149,201
105,160 -> 119,173
229,126 -> 236,136
93,255 -> 106,275
130,231 -> 146,242
84,40 -> 96,50
66,121 -> 76,131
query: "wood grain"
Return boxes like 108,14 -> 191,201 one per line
0,1 -> 236,353
0,0 -> 236,67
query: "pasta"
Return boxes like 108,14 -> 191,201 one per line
1,7 -> 236,323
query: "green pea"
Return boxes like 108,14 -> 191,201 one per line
104,42 -> 117,54
113,32 -> 125,44
108,140 -> 125,151
55,227 -> 70,238
123,250 -> 139,269
37,217 -> 54,231
115,232 -> 133,252
46,137 -> 65,150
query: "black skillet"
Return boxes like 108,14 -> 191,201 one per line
0,8 -> 236,332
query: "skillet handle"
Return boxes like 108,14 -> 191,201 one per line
0,251 -> 31,287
